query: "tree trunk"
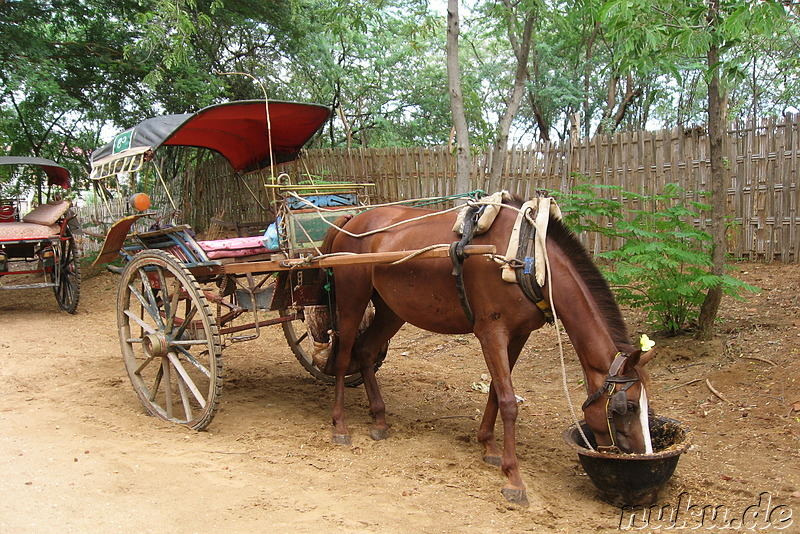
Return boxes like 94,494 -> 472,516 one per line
446,0 -> 472,195
697,1 -> 726,340
488,8 -> 535,187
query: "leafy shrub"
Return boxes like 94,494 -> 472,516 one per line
553,180 -> 757,335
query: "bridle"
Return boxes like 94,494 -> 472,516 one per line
581,352 -> 642,453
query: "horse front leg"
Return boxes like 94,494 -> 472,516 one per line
477,383 -> 502,466
329,268 -> 376,446
477,334 -> 529,468
476,333 -> 530,507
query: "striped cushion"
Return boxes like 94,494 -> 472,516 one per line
0,221 -> 61,240
197,236 -> 273,259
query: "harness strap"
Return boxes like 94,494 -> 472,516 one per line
582,353 -> 634,410
449,205 -> 481,324
513,209 -> 554,323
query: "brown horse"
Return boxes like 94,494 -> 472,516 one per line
319,195 -> 654,507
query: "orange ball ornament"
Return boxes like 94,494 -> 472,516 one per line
130,193 -> 151,212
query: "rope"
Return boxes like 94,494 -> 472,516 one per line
283,191 -> 529,241
389,244 -> 450,264
284,190 -> 481,213
284,191 -> 464,238
542,229 -> 595,451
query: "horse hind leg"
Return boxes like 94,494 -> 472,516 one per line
354,294 -> 404,441
477,383 -> 502,466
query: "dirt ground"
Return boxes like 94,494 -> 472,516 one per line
0,261 -> 798,533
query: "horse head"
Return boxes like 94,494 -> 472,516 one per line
581,348 -> 655,454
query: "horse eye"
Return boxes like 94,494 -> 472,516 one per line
626,402 -> 639,414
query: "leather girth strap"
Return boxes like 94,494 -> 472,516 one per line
514,210 -> 555,323
449,204 -> 480,324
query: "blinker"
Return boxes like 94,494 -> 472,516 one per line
611,390 -> 628,414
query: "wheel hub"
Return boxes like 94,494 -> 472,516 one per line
142,333 -> 169,358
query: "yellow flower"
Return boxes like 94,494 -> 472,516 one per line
639,334 -> 655,352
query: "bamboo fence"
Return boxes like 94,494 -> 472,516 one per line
78,115 -> 800,262
299,116 -> 800,263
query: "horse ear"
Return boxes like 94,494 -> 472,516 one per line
623,348 -> 654,373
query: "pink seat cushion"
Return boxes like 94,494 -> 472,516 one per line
0,221 -> 61,240
197,236 -> 273,259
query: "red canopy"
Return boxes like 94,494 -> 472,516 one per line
0,156 -> 70,189
164,101 -> 331,172
91,100 -> 332,174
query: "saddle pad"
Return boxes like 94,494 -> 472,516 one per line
451,191 -> 509,235
501,196 -> 562,286
197,235 -> 274,259
0,221 -> 61,241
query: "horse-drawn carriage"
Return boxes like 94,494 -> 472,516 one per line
92,99 -> 658,507
90,100 -> 491,430
0,157 -> 81,313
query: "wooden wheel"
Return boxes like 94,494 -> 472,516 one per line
117,250 -> 222,430
51,236 -> 80,314
280,305 -> 387,387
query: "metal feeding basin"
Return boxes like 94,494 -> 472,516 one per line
563,415 -> 691,507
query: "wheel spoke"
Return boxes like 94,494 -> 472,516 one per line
124,308 -> 157,335
165,278 -> 182,332
156,267 -> 171,317
167,352 -> 207,408
163,359 -> 173,418
134,353 -> 159,375
173,345 -> 211,378
295,329 -> 309,345
128,281 -> 163,327
176,375 -> 194,421
173,305 -> 199,340
147,363 -> 165,402
138,268 -> 166,329
171,339 -> 214,347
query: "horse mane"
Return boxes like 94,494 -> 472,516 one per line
502,194 -> 635,352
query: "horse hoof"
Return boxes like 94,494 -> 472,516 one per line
332,434 -> 352,446
370,428 -> 389,441
482,455 -> 502,467
501,487 -> 530,508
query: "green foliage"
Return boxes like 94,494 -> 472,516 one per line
554,180 -> 759,335
599,0 -> 794,129
3,0 -> 800,174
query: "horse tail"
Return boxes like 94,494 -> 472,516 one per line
320,215 -> 352,255
317,215 -> 349,376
